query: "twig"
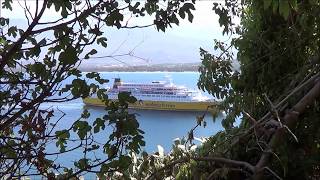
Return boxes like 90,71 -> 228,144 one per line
243,110 -> 257,125
275,72 -> 320,109
263,93 -> 283,128
263,167 -> 283,180
207,167 -> 249,180
283,125 -> 298,143
147,156 -> 254,180
254,78 -> 320,179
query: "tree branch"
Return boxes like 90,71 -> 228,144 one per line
0,0 -> 48,71
147,156 -> 255,180
30,0 -> 102,35
253,75 -> 320,179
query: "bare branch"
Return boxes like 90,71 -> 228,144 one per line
147,156 -> 255,180
253,76 -> 320,179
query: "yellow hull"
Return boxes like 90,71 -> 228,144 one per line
83,98 -> 219,113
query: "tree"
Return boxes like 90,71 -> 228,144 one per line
0,0 -> 196,178
114,0 -> 320,179
198,1 -> 320,179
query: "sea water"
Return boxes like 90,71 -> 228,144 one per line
36,72 -> 225,179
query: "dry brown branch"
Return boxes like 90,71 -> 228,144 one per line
147,156 -> 255,180
263,93 -> 283,128
226,72 -> 320,155
253,76 -> 320,179
243,110 -> 257,125
263,166 -> 283,180
207,167 -> 249,180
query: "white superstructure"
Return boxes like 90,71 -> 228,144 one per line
107,77 -> 210,102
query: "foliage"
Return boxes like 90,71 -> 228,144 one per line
0,0 -> 197,178
199,0 -> 320,179
199,0 -> 320,128
198,0 -> 320,179
119,0 -> 320,179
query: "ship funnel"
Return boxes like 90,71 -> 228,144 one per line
113,78 -> 122,89
164,74 -> 173,86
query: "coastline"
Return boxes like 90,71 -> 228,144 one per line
78,63 -> 200,72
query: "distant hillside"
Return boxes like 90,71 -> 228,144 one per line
79,63 -> 200,72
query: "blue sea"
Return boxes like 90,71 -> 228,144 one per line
38,72 -> 225,179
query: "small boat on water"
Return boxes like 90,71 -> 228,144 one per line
83,76 -> 219,113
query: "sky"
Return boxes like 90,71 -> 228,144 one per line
2,1 -> 231,67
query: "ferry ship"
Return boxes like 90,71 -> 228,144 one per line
83,77 -> 218,112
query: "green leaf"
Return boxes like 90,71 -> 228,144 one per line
93,118 -> 105,133
105,10 -> 124,28
289,0 -> 298,10
61,8 -> 68,18
98,164 -> 110,177
38,38 -> 47,46
118,92 -> 131,104
2,0 -> 13,10
168,14 -> 179,25
8,26 -> 17,38
187,11 -> 194,22
73,121 -> 91,139
59,46 -> 78,65
65,1 -> 72,10
69,68 -> 82,77
30,63 -> 46,78
97,89 -> 108,100
75,158 -> 89,170
145,1 -> 158,15
81,109 -> 90,119
179,3 -> 195,22
97,37 -> 108,48
279,1 -> 290,19
70,79 -> 90,98
0,18 -> 9,26
87,144 -> 100,152
55,131 -> 68,153
86,72 -> 99,79
88,26 -> 103,36
84,49 -> 98,59
272,0 -> 279,14
155,22 -> 166,32
179,9 -> 185,19
55,130 -> 70,139
128,96 -> 137,103
95,76 -> 108,84
29,45 -> 41,57
309,0 -> 318,5
118,155 -> 132,169
2,140 -> 17,158
264,0 -> 273,9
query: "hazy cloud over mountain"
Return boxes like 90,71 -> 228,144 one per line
4,1 -> 229,68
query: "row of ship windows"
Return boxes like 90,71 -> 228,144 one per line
137,94 -> 187,98
120,88 -> 178,91
109,91 -> 188,95
140,92 -> 175,95
121,84 -> 163,87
